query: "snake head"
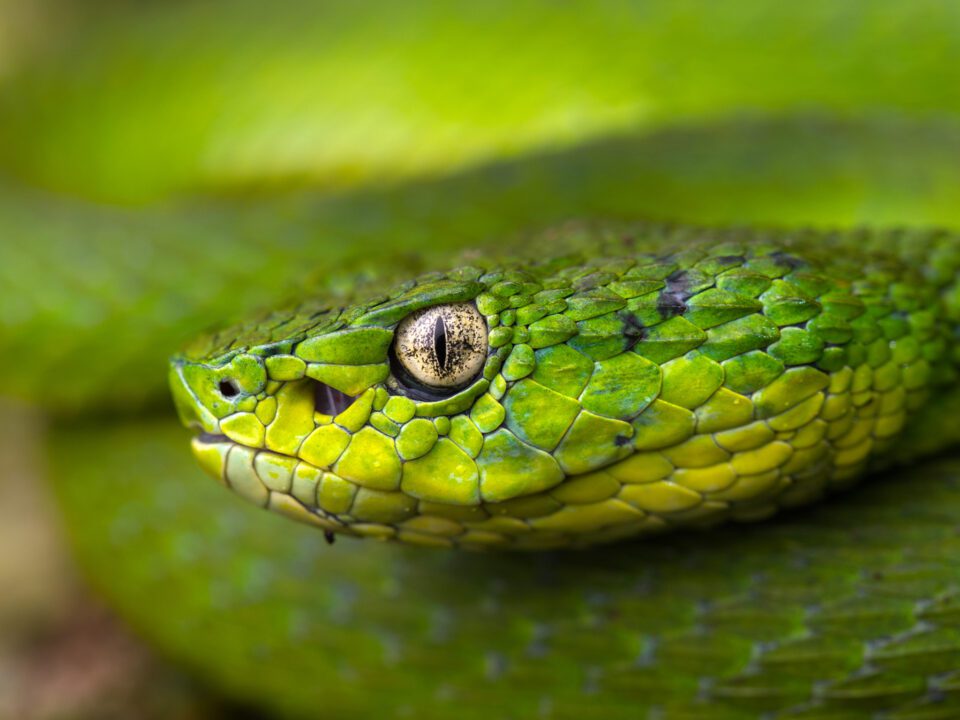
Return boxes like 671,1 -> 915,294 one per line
170,254 -> 655,548
171,234 -> 927,549
171,269 -> 545,545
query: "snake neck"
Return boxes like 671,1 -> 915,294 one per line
871,229 -> 960,459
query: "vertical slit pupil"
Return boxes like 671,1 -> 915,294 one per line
433,315 -> 447,371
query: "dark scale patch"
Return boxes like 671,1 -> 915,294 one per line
714,255 -> 746,265
657,269 -> 693,319
573,271 -> 614,292
614,434 -> 633,447
257,345 -> 284,358
618,311 -> 646,351
769,251 -> 806,271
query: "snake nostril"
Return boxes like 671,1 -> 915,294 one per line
219,379 -> 240,398
313,380 -> 355,416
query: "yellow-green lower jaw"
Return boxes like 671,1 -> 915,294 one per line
191,435 -> 351,537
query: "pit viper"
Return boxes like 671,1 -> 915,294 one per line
7,2 -> 960,719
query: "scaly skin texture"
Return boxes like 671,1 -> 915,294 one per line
171,225 -> 960,549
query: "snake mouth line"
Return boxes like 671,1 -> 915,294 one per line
196,432 -> 231,445
191,432 -> 321,480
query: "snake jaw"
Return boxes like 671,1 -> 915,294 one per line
189,432 -> 356,536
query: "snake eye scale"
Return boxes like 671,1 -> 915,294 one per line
170,224 -> 960,550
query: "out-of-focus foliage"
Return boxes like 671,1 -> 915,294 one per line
0,0 -> 68,79
0,0 -> 958,202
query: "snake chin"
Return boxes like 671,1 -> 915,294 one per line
189,432 -> 353,536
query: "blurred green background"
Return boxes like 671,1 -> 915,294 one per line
2,1 -> 960,717
3,0 -> 960,204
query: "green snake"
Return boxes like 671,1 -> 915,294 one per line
170,225 -> 960,550
7,2 -> 960,718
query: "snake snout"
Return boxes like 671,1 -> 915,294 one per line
168,361 -> 221,435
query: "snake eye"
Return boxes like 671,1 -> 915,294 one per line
392,303 -> 487,392
218,379 -> 240,398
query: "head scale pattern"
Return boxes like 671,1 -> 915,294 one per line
170,227 -> 950,549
